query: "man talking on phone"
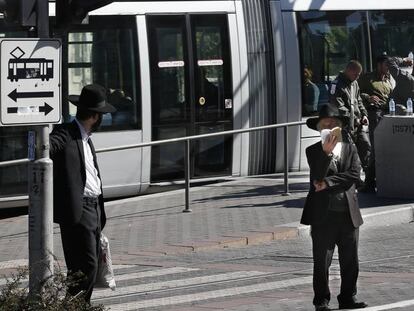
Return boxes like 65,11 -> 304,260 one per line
301,104 -> 368,311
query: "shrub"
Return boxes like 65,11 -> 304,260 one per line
0,267 -> 107,311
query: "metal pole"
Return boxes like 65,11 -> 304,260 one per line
183,139 -> 192,213
366,11 -> 373,72
283,126 -> 290,196
29,0 -> 53,295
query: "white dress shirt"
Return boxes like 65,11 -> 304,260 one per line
75,118 -> 102,197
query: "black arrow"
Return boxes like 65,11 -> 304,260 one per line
7,103 -> 53,116
8,89 -> 54,102
39,102 -> 53,116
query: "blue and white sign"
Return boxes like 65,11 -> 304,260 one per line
0,39 -> 61,126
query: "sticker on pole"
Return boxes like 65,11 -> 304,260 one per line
0,39 -> 61,126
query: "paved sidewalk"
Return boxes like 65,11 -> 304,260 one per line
0,172 -> 413,267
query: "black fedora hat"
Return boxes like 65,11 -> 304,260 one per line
306,104 -> 349,131
69,84 -> 116,113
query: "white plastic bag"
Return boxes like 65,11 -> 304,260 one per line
95,233 -> 116,290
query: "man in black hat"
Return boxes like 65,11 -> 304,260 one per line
302,105 -> 367,311
50,84 -> 116,302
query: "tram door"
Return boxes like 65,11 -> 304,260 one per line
148,15 -> 233,181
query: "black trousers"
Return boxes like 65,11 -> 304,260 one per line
365,109 -> 384,187
311,212 -> 359,306
60,197 -> 101,302
352,128 -> 371,172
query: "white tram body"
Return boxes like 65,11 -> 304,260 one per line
1,0 -> 414,206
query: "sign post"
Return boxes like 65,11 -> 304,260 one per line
0,0 -> 60,295
29,0 -> 54,295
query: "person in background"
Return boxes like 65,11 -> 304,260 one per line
387,56 -> 414,113
50,84 -> 116,302
108,89 -> 135,126
304,67 -> 321,115
358,55 -> 394,192
329,60 -> 371,184
302,104 -> 367,311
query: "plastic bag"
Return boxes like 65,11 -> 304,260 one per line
95,233 -> 116,290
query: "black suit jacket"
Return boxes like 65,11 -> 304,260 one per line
50,120 -> 106,228
301,140 -> 363,228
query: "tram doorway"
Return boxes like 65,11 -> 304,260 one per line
147,14 -> 233,181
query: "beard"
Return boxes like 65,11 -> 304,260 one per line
91,114 -> 103,132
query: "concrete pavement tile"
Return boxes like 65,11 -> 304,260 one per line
245,232 -> 274,245
201,263 -> 298,273
128,245 -> 193,256
168,241 -> 223,252
248,227 -> 298,240
257,291 -> 309,299
222,232 -> 276,246
201,237 -> 249,248
196,296 -> 278,309
168,306 -> 221,311
221,234 -> 249,245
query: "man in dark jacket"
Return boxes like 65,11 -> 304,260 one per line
358,55 -> 394,192
387,56 -> 414,109
329,60 -> 371,178
302,104 -> 367,311
50,84 -> 115,302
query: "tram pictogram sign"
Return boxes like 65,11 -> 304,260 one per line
0,39 -> 61,126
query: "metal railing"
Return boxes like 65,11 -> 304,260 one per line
0,158 -> 30,168
96,120 -> 306,212
0,120 -> 307,209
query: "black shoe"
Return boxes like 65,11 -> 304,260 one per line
315,304 -> 331,311
339,301 -> 368,309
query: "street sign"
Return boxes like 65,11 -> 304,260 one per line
0,38 -> 61,126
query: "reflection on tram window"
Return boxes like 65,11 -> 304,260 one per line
303,68 -> 320,115
0,127 -> 28,196
196,67 -> 220,121
195,24 -> 223,122
152,26 -> 187,123
298,11 -> 369,116
369,11 -> 414,60
66,17 -> 140,131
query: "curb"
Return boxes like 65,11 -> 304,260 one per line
125,205 -> 414,257
362,205 -> 414,226
295,204 -> 414,237
127,227 -> 298,257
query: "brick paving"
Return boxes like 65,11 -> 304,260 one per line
1,175 -> 413,311
0,172 -> 413,265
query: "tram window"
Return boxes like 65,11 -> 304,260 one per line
67,17 -> 140,131
297,11 -> 369,116
369,11 -> 414,60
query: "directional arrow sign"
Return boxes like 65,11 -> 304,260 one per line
1,38 -> 61,126
8,89 -> 54,102
7,103 -> 53,116
39,102 -> 53,115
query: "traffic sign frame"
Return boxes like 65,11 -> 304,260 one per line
0,38 -> 62,126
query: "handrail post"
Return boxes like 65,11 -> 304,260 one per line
183,139 -> 192,212
283,125 -> 290,196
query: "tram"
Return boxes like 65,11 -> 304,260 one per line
1,0 -> 414,207
8,58 -> 54,82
